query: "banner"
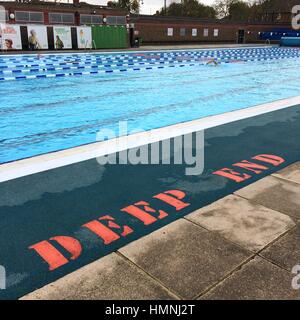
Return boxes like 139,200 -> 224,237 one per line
53,26 -> 72,49
27,25 -> 48,50
77,26 -> 92,49
0,24 -> 22,50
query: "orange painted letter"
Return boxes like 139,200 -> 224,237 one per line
213,168 -> 251,183
233,160 -> 269,174
153,190 -> 190,211
82,215 -> 133,245
29,236 -> 82,271
252,154 -> 285,167
122,201 -> 168,225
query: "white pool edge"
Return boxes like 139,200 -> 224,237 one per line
1,94 -> 300,183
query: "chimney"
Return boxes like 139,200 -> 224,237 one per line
73,0 -> 80,5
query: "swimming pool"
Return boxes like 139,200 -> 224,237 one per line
1,46 -> 300,164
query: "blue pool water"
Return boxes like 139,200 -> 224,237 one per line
1,47 -> 300,163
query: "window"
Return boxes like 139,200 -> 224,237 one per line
106,16 -> 126,25
214,29 -> 219,37
0,10 -> 8,22
80,14 -> 102,25
15,11 -> 44,23
116,16 -> 126,25
180,28 -> 186,36
203,28 -> 209,37
167,28 -> 173,36
49,13 -> 74,24
192,28 -> 197,36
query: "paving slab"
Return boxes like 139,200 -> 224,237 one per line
21,253 -> 177,300
201,256 -> 300,300
119,219 -> 252,299
273,162 -> 300,185
261,224 -> 300,271
186,195 -> 295,252
235,176 -> 300,219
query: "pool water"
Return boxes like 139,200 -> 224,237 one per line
1,47 -> 300,163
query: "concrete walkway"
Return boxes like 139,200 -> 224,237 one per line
21,162 -> 300,300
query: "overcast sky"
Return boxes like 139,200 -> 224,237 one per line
94,0 -> 216,15
0,0 -> 217,15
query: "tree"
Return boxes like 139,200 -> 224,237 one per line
158,0 -> 216,19
228,1 -> 251,20
213,0 -> 231,18
107,0 -> 141,14
213,0 -> 300,21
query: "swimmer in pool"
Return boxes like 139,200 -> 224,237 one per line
206,59 -> 219,66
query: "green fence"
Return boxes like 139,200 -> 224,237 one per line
91,26 -> 128,49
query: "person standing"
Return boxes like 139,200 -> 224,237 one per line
28,29 -> 42,50
55,35 -> 64,50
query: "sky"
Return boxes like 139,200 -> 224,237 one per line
94,0 -> 216,15
0,0 -> 217,15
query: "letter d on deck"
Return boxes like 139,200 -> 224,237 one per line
0,266 -> 6,290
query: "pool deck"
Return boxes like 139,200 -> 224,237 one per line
21,161 -> 300,300
0,43 -> 272,55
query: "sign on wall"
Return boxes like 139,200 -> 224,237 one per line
0,24 -> 22,50
167,28 -> 174,37
77,26 -> 92,49
192,29 -> 197,37
27,25 -> 48,50
53,26 -> 72,49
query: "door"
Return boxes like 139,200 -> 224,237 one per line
20,26 -> 29,50
129,28 -> 134,47
47,27 -> 54,50
237,29 -> 245,44
71,27 -> 78,50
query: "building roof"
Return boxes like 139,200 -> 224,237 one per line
0,1 -> 128,14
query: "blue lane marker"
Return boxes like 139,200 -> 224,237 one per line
0,47 -> 299,81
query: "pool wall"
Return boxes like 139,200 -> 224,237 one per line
0,97 -> 300,299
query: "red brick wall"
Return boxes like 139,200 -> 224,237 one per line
133,18 -> 291,44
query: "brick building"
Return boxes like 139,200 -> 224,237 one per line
0,0 -> 293,45
131,15 -> 292,44
0,0 -> 128,26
